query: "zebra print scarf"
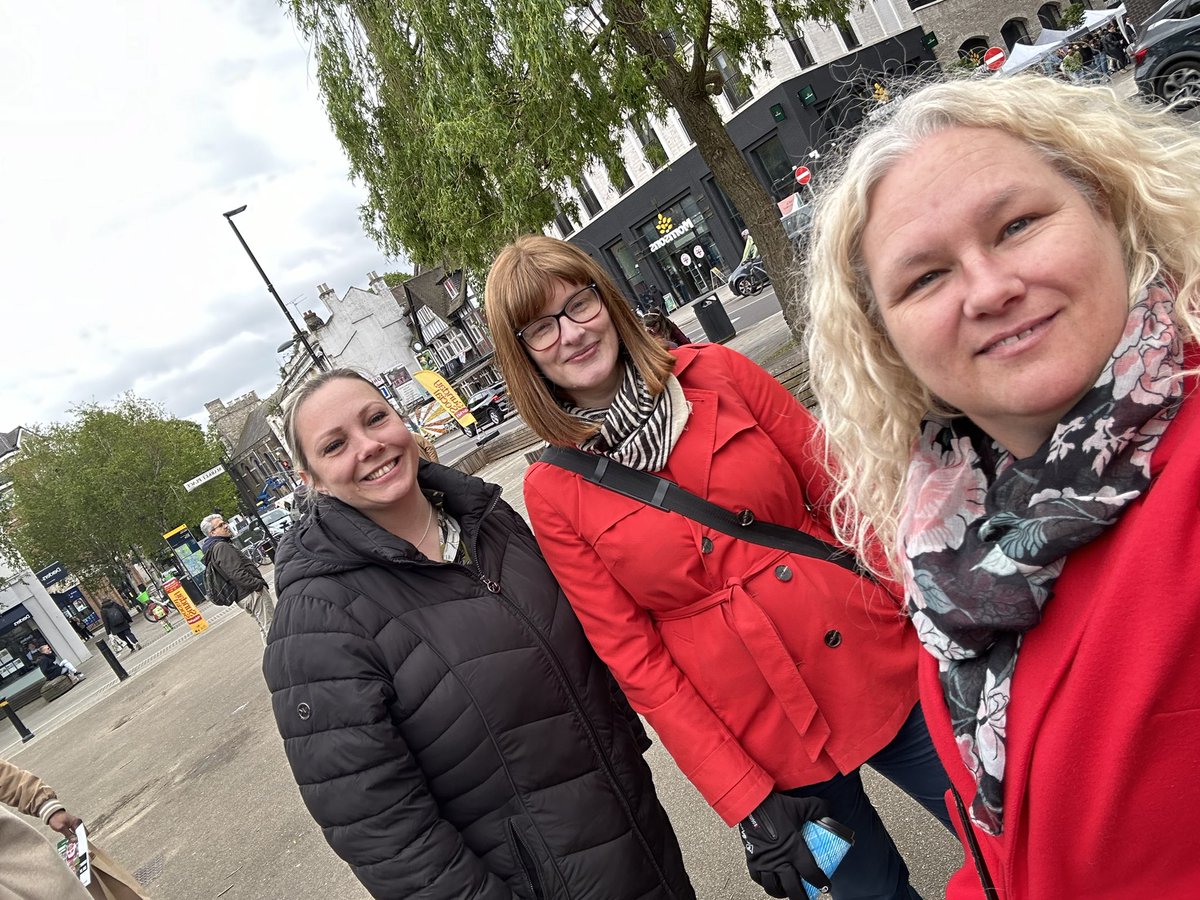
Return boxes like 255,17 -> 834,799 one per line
565,360 -> 689,472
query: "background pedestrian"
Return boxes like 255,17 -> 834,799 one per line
100,598 -> 140,652
198,514 -> 275,644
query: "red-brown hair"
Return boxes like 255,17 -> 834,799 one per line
485,235 -> 675,446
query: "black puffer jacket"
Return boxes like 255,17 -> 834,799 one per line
263,463 -> 694,900
200,534 -> 267,597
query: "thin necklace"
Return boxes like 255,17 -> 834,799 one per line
414,501 -> 436,548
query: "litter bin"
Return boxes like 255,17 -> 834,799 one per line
694,293 -> 737,343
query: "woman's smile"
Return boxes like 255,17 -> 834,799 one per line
976,314 -> 1056,357
529,278 -> 623,408
362,458 -> 400,482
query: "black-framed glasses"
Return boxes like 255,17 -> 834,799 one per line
516,284 -> 602,351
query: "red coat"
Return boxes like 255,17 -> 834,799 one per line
924,375 -> 1200,898
525,344 -> 919,825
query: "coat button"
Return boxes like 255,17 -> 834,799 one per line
824,630 -> 842,648
738,508 -> 755,526
701,537 -> 714,554
297,702 -> 311,720
775,565 -> 792,582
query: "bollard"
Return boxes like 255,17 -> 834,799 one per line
96,639 -> 130,681
0,697 -> 35,743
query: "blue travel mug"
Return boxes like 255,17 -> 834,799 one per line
799,816 -> 855,899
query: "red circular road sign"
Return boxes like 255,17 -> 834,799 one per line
794,165 -> 812,185
983,46 -> 1006,71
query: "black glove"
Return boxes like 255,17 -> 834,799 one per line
739,792 -> 832,899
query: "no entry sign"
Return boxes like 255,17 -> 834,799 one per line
983,47 -> 1006,71
794,165 -> 812,185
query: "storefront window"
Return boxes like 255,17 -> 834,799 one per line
606,240 -> 645,302
705,177 -> 746,237
0,605 -> 49,698
638,196 -> 727,304
751,134 -> 798,202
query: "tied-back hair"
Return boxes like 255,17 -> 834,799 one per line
804,74 -> 1200,579
485,235 -> 675,446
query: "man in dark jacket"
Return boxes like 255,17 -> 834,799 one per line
263,462 -> 694,900
199,514 -> 275,644
99,598 -> 140,652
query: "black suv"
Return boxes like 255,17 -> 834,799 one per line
464,381 -> 512,435
1134,0 -> 1200,107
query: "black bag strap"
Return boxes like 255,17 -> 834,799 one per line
539,445 -> 868,579
949,784 -> 1000,899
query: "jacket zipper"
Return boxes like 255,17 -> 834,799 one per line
463,494 -> 683,900
506,819 -> 543,900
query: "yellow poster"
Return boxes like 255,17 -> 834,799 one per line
414,369 -> 477,428
162,578 -> 208,635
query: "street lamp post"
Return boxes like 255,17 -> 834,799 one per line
222,205 -> 326,371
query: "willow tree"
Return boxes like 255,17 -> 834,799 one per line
288,0 -> 855,336
0,396 -> 237,589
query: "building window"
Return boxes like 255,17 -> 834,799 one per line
577,178 -> 602,217
444,328 -> 470,357
1037,3 -> 1062,28
463,311 -> 488,347
610,162 -> 633,194
750,135 -> 798,202
570,1 -> 605,37
837,19 -> 861,51
713,50 -> 752,110
958,36 -> 989,64
779,18 -> 815,68
554,202 -> 578,237
704,176 -> 746,236
632,117 -> 666,170
1001,18 -> 1032,50
605,239 -> 644,300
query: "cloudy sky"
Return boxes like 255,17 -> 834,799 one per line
1,1 -> 407,431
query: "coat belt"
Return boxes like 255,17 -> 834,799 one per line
650,579 -> 832,763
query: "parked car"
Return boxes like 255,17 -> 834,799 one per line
259,507 -> 294,541
1134,2 -> 1200,108
1137,0 -> 1200,41
464,381 -> 512,435
730,257 -> 771,297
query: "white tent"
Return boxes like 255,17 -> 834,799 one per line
1083,4 -> 1125,31
1036,28 -> 1073,46
1000,4 -> 1127,76
999,39 -> 1065,75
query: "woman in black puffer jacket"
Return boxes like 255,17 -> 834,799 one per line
264,369 -> 694,900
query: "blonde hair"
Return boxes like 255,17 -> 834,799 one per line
485,235 -> 675,445
805,75 -> 1200,577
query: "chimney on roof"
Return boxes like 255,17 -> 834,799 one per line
303,310 -> 325,332
318,283 -> 336,305
369,271 -> 391,297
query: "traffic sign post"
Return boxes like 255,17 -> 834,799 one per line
983,46 -> 1006,71
794,165 -> 812,186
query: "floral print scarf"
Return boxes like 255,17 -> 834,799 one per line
899,284 -> 1184,835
